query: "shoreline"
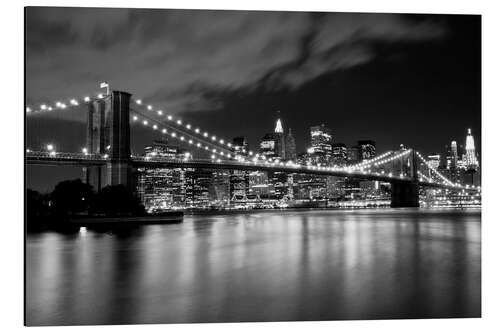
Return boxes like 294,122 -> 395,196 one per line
26,206 -> 481,233
182,205 -> 481,216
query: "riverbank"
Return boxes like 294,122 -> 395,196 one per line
26,211 -> 184,232
183,205 -> 480,216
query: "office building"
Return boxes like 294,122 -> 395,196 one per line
136,140 -> 187,210
332,143 -> 348,166
358,140 -> 376,161
465,128 -> 479,170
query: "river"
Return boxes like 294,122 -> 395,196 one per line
26,208 -> 481,326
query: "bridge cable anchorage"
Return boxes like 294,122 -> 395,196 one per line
25,93 -> 109,115
130,98 -> 257,157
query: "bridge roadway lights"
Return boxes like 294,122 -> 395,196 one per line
390,181 -> 420,208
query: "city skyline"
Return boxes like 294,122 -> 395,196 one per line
26,106 -> 480,192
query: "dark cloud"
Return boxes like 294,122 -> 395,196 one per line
26,8 -> 446,112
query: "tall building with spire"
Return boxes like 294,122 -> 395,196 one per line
465,128 -> 479,170
274,114 -> 286,160
275,118 -> 283,134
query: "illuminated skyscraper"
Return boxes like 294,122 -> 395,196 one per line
259,116 -> 286,161
427,154 -> 441,170
347,146 -> 360,165
358,140 -> 376,161
308,124 -> 333,166
310,124 -> 333,155
230,137 -> 249,198
275,118 -> 283,133
185,169 -> 212,207
450,140 -> 458,168
274,116 -> 286,159
232,136 -> 249,159
332,143 -> 348,166
136,140 -> 187,210
260,133 -> 278,159
465,128 -> 479,170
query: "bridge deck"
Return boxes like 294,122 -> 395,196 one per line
25,153 -> 457,189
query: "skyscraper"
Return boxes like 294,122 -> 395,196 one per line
465,128 -> 479,170
259,116 -> 287,161
232,136 -> 249,160
230,136 -> 250,199
347,146 -> 360,165
451,140 -> 458,168
259,133 -> 278,159
427,154 -> 441,170
285,128 -> 297,161
275,118 -> 284,133
274,117 -> 286,159
136,140 -> 187,210
185,168 -> 212,207
310,124 -> 333,155
308,124 -> 333,166
332,143 -> 348,166
358,140 -> 376,161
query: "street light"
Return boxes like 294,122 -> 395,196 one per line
46,144 -> 54,151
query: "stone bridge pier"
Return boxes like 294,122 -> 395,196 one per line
84,91 -> 133,191
390,181 -> 419,208
390,149 -> 420,208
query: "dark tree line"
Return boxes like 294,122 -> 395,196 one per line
26,179 -> 145,230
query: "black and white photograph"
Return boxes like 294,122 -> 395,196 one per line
21,3 -> 486,328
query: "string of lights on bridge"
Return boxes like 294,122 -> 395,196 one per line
347,151 -> 396,171
26,93 -> 263,161
25,94 -> 107,115
130,109 -> 417,176
132,97 -> 254,156
25,93 -> 479,191
415,151 -> 480,190
417,170 -> 433,183
130,111 -> 237,162
415,151 -> 456,187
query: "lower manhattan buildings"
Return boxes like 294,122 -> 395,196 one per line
136,120 -> 480,211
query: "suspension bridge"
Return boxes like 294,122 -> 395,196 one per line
26,90 -> 478,208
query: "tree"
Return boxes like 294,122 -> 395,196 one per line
50,179 -> 94,216
91,185 -> 145,216
26,188 -> 50,229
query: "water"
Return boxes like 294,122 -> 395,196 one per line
26,209 -> 481,326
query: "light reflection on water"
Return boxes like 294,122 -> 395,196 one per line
26,209 -> 481,326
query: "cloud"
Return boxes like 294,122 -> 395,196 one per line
26,8 -> 446,116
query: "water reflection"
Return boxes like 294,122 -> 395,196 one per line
26,209 -> 481,325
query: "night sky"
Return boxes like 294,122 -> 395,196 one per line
25,7 -> 481,192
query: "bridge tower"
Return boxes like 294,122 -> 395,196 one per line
390,149 -> 420,208
84,91 -> 133,191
